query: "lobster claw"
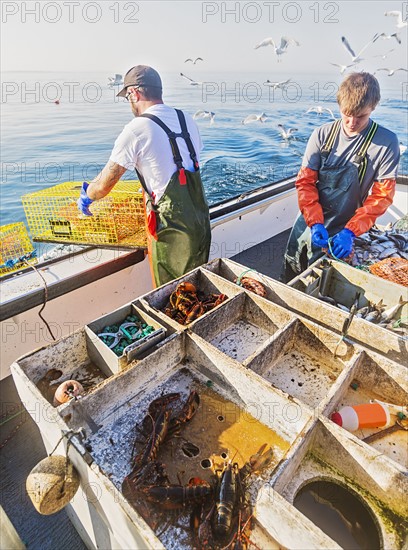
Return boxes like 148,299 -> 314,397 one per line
240,444 -> 274,479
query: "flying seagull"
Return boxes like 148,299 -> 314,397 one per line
255,36 -> 300,61
375,67 -> 408,76
306,106 -> 335,119
108,74 -> 123,86
193,110 -> 215,124
241,113 -> 268,124
277,124 -> 298,140
341,34 -> 379,63
180,72 -> 200,86
264,78 -> 291,90
375,32 -> 401,44
384,11 -> 407,29
330,62 -> 356,74
373,49 -> 395,60
184,57 -> 204,64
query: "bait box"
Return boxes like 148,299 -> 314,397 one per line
138,267 -> 242,331
288,258 -> 408,331
190,291 -> 294,362
85,303 -> 167,373
203,258 -> 408,364
22,180 -> 147,248
10,258 -> 408,550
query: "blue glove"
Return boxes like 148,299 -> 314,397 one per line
331,228 -> 355,258
311,223 -> 329,248
77,182 -> 93,216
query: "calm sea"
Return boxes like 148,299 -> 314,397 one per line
1,71 -> 407,229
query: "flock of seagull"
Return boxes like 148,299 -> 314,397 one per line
106,10 -> 407,145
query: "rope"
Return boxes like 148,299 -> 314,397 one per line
23,260 -> 56,341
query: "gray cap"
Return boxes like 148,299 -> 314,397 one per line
117,65 -> 162,97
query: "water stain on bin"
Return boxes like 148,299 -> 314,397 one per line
294,479 -> 382,549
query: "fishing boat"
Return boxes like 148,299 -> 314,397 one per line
1,174 -> 407,550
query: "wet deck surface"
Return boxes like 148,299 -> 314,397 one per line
0,230 -> 289,549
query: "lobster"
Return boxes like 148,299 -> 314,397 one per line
122,390 -> 200,498
235,276 -> 267,297
164,282 -> 228,325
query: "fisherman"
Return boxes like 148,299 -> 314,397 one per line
282,72 -> 400,282
77,65 -> 211,287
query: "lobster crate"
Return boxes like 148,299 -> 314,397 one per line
0,222 -> 37,275
22,180 -> 147,248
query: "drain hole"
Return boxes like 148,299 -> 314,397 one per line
181,442 -> 200,458
294,480 -> 382,550
201,458 -> 212,469
217,415 -> 225,422
220,452 -> 228,459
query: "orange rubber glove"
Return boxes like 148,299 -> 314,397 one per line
345,179 -> 396,237
295,167 -> 324,227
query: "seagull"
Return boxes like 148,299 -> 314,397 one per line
375,67 -> 408,76
180,72 -> 200,86
254,36 -> 300,61
306,106 -> 335,119
241,113 -> 268,125
264,78 -> 291,90
341,34 -> 379,63
108,74 -> 123,86
193,110 -> 215,124
374,32 -> 401,44
184,57 -> 204,64
373,49 -> 395,60
399,143 -> 407,155
384,11 -> 407,29
277,124 -> 298,140
329,62 -> 356,74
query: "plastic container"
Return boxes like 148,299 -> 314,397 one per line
331,402 -> 391,431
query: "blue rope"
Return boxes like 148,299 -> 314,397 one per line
0,250 -> 37,269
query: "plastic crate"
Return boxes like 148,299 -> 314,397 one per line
22,180 -> 147,248
0,222 -> 37,275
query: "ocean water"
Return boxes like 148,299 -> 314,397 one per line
1,70 -> 407,228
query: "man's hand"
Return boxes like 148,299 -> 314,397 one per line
311,223 -> 329,248
77,182 -> 93,216
331,228 -> 355,258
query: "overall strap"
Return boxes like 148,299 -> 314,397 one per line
354,121 -> 378,183
139,113 -> 184,173
175,109 -> 199,171
321,119 -> 341,158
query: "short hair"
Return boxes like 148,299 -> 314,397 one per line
337,72 -> 381,114
137,86 -> 162,101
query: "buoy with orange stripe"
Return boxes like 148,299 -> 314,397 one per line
331,402 -> 391,432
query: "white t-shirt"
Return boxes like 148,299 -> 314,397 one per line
109,104 -> 203,203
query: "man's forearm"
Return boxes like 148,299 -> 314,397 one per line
87,160 -> 127,200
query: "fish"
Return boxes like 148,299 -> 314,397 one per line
380,296 -> 408,323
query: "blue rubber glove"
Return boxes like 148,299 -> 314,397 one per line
331,228 -> 355,258
310,223 -> 329,248
77,182 -> 93,216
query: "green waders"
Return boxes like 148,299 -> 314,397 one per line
137,109 -> 211,287
282,120 -> 378,282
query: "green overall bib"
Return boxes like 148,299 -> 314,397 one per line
137,109 -> 211,287
283,119 -> 378,282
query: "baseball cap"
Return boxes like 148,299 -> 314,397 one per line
117,65 -> 162,97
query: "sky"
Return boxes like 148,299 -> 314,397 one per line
1,1 -> 407,75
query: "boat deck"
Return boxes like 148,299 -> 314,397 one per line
0,230 -> 291,550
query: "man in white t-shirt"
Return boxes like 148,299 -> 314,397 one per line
77,65 -> 211,286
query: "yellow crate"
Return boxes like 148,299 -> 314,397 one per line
0,222 -> 37,275
22,181 -> 147,248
